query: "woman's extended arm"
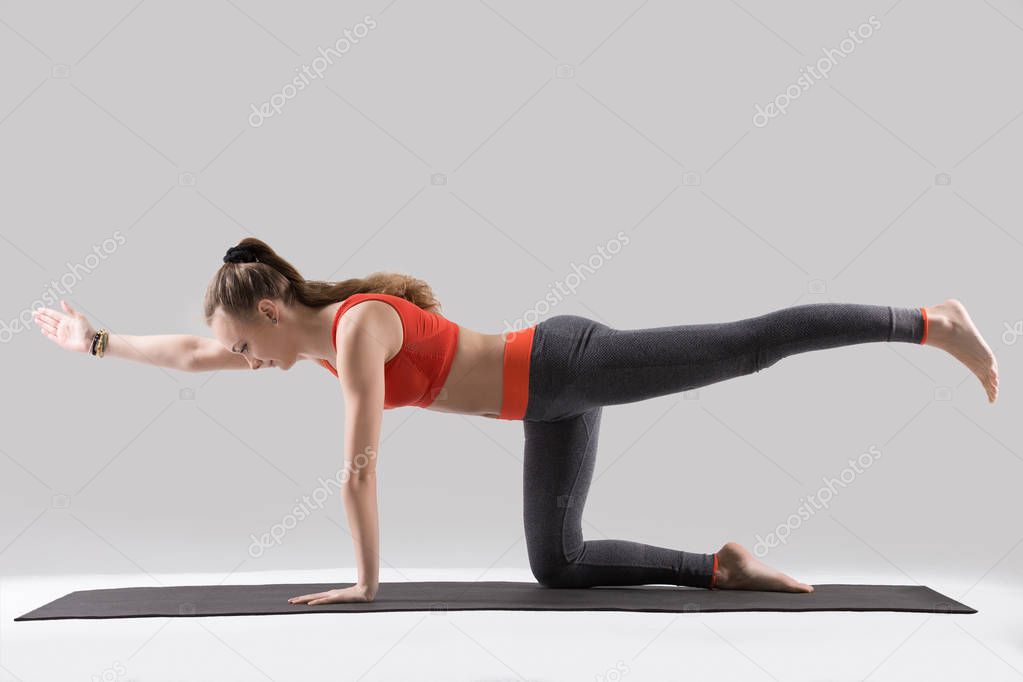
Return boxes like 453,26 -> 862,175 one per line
32,300 -> 248,372
106,334 -> 230,371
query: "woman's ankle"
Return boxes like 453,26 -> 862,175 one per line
922,306 -> 952,346
709,553 -> 720,588
712,543 -> 741,588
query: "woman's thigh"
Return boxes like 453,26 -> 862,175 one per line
521,406 -> 602,583
523,312 -> 731,421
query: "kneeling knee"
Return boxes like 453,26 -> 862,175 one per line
530,561 -> 574,588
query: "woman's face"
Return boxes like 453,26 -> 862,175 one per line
211,303 -> 296,371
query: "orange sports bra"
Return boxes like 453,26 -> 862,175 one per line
318,293 -> 460,409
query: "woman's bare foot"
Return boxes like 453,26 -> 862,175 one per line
923,299 -> 999,404
713,541 -> 814,592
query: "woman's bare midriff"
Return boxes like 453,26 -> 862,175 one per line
424,326 -> 508,418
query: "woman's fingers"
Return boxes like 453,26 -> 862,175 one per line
288,591 -> 328,603
38,311 -> 59,331
34,313 -> 57,335
34,307 -> 70,328
33,308 -> 59,326
289,588 -> 366,605
61,300 -> 76,316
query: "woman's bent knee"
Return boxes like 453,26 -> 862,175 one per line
528,554 -> 576,588
532,567 -> 576,588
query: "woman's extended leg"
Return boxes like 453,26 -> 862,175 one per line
524,299 -> 997,422
527,302 -> 922,419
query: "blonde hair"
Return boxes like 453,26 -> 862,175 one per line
203,237 -> 442,325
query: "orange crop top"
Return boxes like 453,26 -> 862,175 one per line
318,293 -> 460,409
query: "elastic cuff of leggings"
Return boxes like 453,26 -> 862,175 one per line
920,307 -> 929,345
709,553 -> 719,589
679,551 -> 717,588
890,306 -> 926,344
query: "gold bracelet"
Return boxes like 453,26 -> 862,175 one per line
97,329 -> 109,358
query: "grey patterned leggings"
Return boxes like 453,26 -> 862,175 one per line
521,303 -> 928,589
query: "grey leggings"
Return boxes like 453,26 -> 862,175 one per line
521,303 -> 927,589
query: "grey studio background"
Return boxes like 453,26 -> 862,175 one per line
1,0 -> 1021,595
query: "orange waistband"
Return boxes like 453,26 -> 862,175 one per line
498,326 -> 536,420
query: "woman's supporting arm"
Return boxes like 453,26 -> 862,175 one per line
341,470 -> 380,598
336,307 -> 391,598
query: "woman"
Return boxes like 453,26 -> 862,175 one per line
31,238 -> 999,606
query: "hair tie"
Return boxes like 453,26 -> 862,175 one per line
224,246 -> 258,264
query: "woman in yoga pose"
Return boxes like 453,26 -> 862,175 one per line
31,238 -> 999,606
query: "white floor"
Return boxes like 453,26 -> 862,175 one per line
2,569 -> 1021,682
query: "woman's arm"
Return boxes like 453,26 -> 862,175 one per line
336,313 -> 387,598
32,300 -> 249,372
289,302 -> 398,606
341,451 -> 381,598
88,333 -> 247,372
186,336 -> 251,372
105,334 -> 226,371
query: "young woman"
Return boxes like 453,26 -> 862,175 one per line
32,238 -> 999,606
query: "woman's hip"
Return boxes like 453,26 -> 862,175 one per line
521,314 -> 612,423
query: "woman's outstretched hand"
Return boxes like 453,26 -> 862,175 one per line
32,300 -> 95,354
288,584 -> 376,605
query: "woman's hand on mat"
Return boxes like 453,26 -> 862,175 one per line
288,583 -> 376,605
32,300 -> 95,354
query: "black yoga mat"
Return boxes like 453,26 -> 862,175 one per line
14,581 -> 976,621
